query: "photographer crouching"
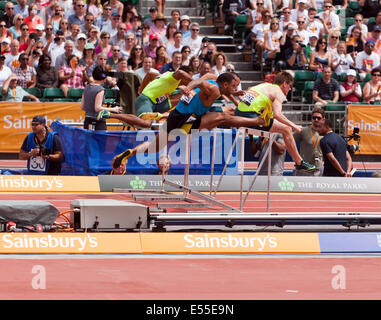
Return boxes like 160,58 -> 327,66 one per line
19,116 -> 64,175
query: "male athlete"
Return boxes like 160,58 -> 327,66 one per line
109,72 -> 266,168
235,71 -> 316,172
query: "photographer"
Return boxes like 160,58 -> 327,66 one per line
81,65 -> 122,130
19,115 -> 64,175
285,35 -> 308,70
318,118 -> 353,177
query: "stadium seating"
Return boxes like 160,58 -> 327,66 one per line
68,88 -> 84,101
42,88 -> 65,101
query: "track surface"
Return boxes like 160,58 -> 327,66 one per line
1,191 -> 381,300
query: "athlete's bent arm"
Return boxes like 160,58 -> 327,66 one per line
272,91 -> 302,133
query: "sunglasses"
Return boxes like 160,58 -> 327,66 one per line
31,123 -> 41,126
226,68 -> 234,71
135,47 -> 142,50
191,29 -> 199,31
297,21 -> 304,24
113,49 -> 120,51
0,25 -> 6,27
324,5 -> 332,8
183,50 -> 190,52
312,116 -> 322,120
76,4 -> 85,7
372,74 -> 380,76
6,7 -> 14,10
22,28 -> 29,31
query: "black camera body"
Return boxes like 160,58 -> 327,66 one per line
343,127 -> 361,154
39,145 -> 51,157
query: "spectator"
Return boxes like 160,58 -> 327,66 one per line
144,32 -> 160,60
24,4 -> 43,34
14,0 -> 28,18
59,18 -> 71,39
40,24 -> 54,48
181,45 -> 191,66
161,22 -> 177,48
346,26 -> 364,59
222,0 -> 249,35
95,31 -> 112,57
356,40 -> 380,81
1,73 -> 38,101
318,118 -> 352,177
73,33 -> 87,57
106,45 -> 121,70
359,0 -> 381,19
128,44 -> 144,71
140,23 -> 150,46
169,9 -> 181,29
246,1 -> 265,33
0,53 -> 12,86
179,15 -> 191,39
306,7 -> 327,39
306,34 -> 318,62
135,55 -> 159,81
199,41 -> 217,64
340,69 -> 362,103
189,55 -> 201,74
249,9 -> 271,63
1,37 -> 11,55
309,37 -> 332,73
157,154 -> 171,175
318,0 -> 340,32
312,65 -> 340,106
87,25 -> 100,47
68,0 -> 86,27
367,10 -> 381,35
182,22 -> 202,56
5,38 -> 20,68
17,23 -> 29,52
278,24 -> 296,63
285,34 -> 308,70
29,47 -> 42,69
149,13 -> 167,39
81,65 -> 121,130
348,14 -> 368,43
59,54 -> 87,97
367,26 -> 381,61
290,0 -> 309,23
144,6 -> 158,28
103,0 -> 124,17
79,42 -> 95,70
87,0 -> 101,19
54,40 -> 74,71
154,45 -> 170,72
332,41 -> 354,77
81,13 -> 95,35
36,54 -> 59,91
293,107 -> 325,176
362,67 -> 381,103
19,115 -> 64,175
47,5 -> 64,33
110,22 -> 126,48
130,15 -> 142,37
161,51 -> 182,73
253,133 -> 286,176
295,17 -> 310,46
327,29 -> 340,54
95,3 -> 112,32
88,53 -> 116,88
279,7 -> 297,32
192,60 -> 212,79
8,14 -> 23,39
211,51 -> 227,75
263,18 -> 282,61
121,32 -> 136,58
12,52 -> 36,88
1,2 -> 16,29
166,31 -> 182,57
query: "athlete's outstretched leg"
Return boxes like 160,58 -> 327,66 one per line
98,110 -> 153,128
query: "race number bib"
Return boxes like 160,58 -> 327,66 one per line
156,93 -> 169,104
29,156 -> 47,172
180,90 -> 197,105
241,89 -> 259,106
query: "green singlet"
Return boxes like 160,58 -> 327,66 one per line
142,72 -> 181,104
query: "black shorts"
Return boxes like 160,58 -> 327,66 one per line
165,109 -> 202,134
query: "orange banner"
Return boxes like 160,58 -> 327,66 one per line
0,175 -> 100,192
140,232 -> 321,253
347,104 -> 381,155
0,102 -> 124,153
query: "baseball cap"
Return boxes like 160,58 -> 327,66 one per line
149,33 -> 159,40
84,43 -> 95,50
149,6 -> 158,12
202,36 -> 210,43
347,69 -> 357,77
309,33 -> 318,38
180,15 -> 190,21
111,12 -> 120,17
374,25 -> 381,32
77,33 -> 87,40
36,24 -> 45,31
32,115 -> 46,125
1,37 -> 10,44
366,39 -> 375,46
56,29 -> 64,35
298,0 -> 307,3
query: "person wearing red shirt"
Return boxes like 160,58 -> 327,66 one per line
24,3 -> 43,33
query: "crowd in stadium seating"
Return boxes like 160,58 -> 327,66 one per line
223,0 -> 381,104
0,0 -> 236,107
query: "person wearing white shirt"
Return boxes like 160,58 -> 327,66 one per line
48,40 -> 66,68
290,0 -> 308,23
182,22 -> 202,56
306,7 -> 327,38
347,14 -> 368,43
250,10 -> 271,62
279,7 -> 297,32
166,31 -> 183,58
0,55 -> 12,87
356,40 -> 381,81
318,1 -> 341,32
5,39 -> 20,68
296,17 -> 311,46
264,18 -> 283,60
135,56 -> 159,81
332,41 -> 354,76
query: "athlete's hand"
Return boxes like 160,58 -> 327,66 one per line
114,106 -> 122,113
178,85 -> 190,95
294,125 -> 303,133
233,90 -> 245,96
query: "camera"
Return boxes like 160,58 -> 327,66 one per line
297,41 -> 306,48
107,70 -> 117,77
343,127 -> 361,154
39,145 -> 51,157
